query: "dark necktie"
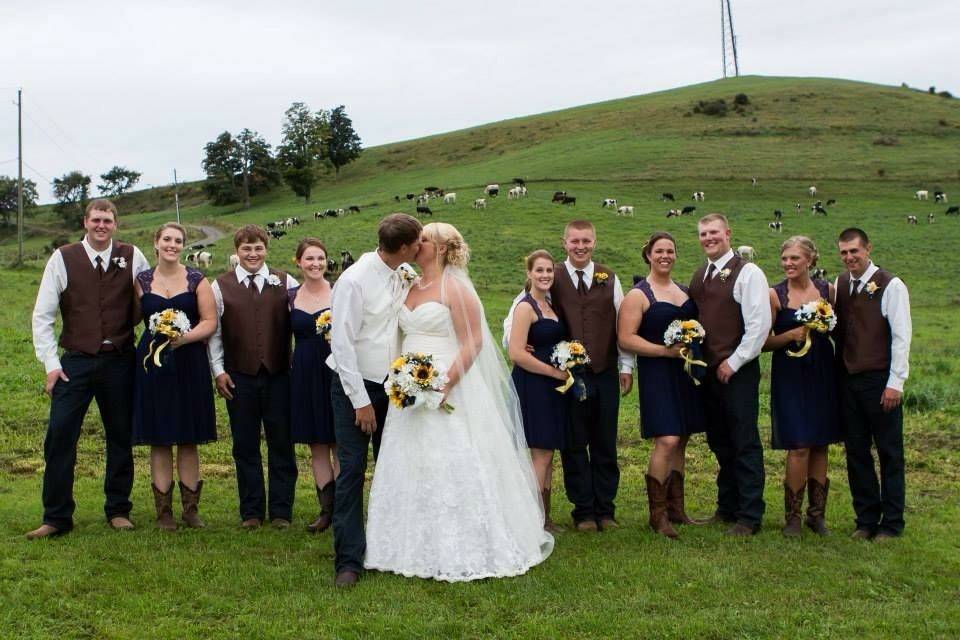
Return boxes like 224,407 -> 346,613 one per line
704,263 -> 717,287
95,256 -> 104,279
576,270 -> 587,296
850,278 -> 861,299
247,273 -> 260,295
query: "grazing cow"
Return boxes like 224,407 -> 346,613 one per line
508,187 -> 523,199
405,193 -> 416,200
394,195 -> 401,201
934,191 -> 948,203
808,186 -> 817,196
417,194 -> 429,205
692,191 -> 705,201
484,184 -> 500,197
519,186 -> 527,197
552,191 -> 567,203
326,258 -> 338,274
268,229 -> 287,239
915,190 -> 929,200
340,250 -> 355,271
561,196 -> 576,205
811,268 -> 827,280
416,206 -> 433,216
424,186 -> 440,193
266,221 -> 278,230
928,213 -> 936,224
773,209 -> 783,220
229,254 -> 240,269
348,205 -> 361,213
751,177 -> 758,187
285,217 -> 300,227
323,208 -> 338,218
906,215 -> 918,224
736,245 -> 756,261
186,251 -> 198,264
443,192 -> 457,204
473,198 -> 486,209
314,211 -> 325,220
769,221 -> 783,232
812,204 -> 828,216
337,208 -> 345,217
946,205 -> 960,215
601,198 -> 617,208
512,178 -> 525,186
616,205 -> 634,216
660,192 -> 675,202
196,251 -> 213,268
795,202 -> 802,213
666,209 -> 681,218
681,205 -> 697,215
826,199 -> 837,206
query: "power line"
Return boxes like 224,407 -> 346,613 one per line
28,95 -> 85,153
23,110 -> 84,167
23,161 -> 51,183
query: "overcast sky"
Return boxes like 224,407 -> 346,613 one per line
2,1 -> 956,202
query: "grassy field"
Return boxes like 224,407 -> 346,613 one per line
1,76 -> 959,639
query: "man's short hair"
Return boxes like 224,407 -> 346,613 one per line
838,227 -> 869,246
563,220 -> 595,237
85,199 -> 118,219
697,213 -> 729,229
378,213 -> 422,253
234,224 -> 269,249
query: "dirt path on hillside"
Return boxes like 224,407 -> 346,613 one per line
190,225 -> 226,246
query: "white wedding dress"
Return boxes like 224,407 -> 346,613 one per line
364,272 -> 554,582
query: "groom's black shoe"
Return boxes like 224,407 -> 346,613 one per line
335,570 -> 360,588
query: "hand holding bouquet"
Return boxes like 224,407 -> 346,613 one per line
787,299 -> 836,358
550,340 -> 591,401
144,308 -> 192,371
663,319 -> 707,385
384,352 -> 455,413
315,310 -> 332,342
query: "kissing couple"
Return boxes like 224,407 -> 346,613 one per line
326,213 -> 553,586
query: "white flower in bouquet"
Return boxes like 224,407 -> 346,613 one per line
788,299 -> 836,358
384,352 -> 454,413
144,308 -> 192,370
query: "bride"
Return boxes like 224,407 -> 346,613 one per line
364,222 -> 554,581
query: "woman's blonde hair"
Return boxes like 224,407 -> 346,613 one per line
523,249 -> 555,292
780,235 -> 819,267
423,222 -> 470,269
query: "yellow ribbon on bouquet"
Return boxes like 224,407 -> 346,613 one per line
143,337 -> 173,372
679,346 -> 708,386
787,327 -> 813,358
555,371 -> 575,394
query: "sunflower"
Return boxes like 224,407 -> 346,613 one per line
413,364 -> 435,387
388,386 -> 407,408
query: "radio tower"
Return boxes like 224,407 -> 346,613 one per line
720,0 -> 740,78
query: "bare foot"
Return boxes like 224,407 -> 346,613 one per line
108,516 -> 135,531
26,524 -> 63,540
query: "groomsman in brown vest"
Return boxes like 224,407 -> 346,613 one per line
28,199 -> 150,539
548,220 -> 634,531
834,228 -> 911,541
208,225 -> 299,529
689,214 -> 771,535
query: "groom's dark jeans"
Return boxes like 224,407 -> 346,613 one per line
331,373 -> 388,574
42,350 -> 135,531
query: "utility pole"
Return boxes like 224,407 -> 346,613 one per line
173,169 -> 181,224
721,0 -> 741,79
17,88 -> 24,266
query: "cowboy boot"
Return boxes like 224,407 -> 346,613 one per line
782,482 -> 805,538
541,487 -> 563,533
307,481 -> 335,533
805,478 -> 831,536
667,470 -> 704,525
152,483 -> 176,532
179,480 -> 206,529
645,474 -> 678,539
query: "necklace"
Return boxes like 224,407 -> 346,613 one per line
153,268 -> 183,297
416,279 -> 435,290
300,283 -> 329,305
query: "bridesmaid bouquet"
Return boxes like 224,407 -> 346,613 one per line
144,308 -> 192,371
384,352 -> 455,413
550,340 -> 591,401
787,299 -> 836,358
663,319 -> 708,385
315,310 -> 332,342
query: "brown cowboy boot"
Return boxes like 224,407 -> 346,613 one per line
645,474 -> 678,539
152,483 -> 176,532
179,480 -> 206,529
541,488 -> 563,533
805,478 -> 831,536
307,481 -> 335,533
782,482 -> 805,538
666,470 -> 704,525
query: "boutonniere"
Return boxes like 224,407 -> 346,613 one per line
593,272 -> 609,286
718,268 -> 732,282
397,264 -> 417,286
266,274 -> 282,287
112,256 -> 127,269
865,281 -> 880,299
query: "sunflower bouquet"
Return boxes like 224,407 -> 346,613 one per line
144,308 -> 192,371
315,310 -> 332,342
787,299 -> 836,358
550,340 -> 591,401
663,319 -> 708,385
384,352 -> 455,413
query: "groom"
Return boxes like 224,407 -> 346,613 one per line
327,213 -> 422,587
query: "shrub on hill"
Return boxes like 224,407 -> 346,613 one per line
733,93 -> 750,106
873,136 -> 900,146
692,99 -> 728,116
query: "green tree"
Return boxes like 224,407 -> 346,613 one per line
52,171 -> 92,227
201,130 -> 280,207
202,131 -> 242,205
325,105 -> 362,178
98,166 -> 141,197
277,102 -> 328,203
236,128 -> 281,209
0,176 -> 39,226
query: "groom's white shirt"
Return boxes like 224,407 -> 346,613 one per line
327,250 -> 405,409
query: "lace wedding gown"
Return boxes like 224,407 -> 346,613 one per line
364,299 -> 554,582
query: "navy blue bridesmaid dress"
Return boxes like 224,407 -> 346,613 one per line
288,287 -> 336,445
769,279 -> 842,450
133,267 -> 217,446
633,278 -> 706,438
510,295 -> 571,450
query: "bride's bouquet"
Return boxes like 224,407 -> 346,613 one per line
663,319 -> 707,385
384,352 -> 455,413
315,310 -> 332,342
144,308 -> 192,371
550,340 -> 590,401
787,299 -> 836,358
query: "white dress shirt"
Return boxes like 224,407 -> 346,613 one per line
207,264 -> 299,378
32,237 -> 150,374
326,251 -> 409,409
703,249 -> 772,373
835,261 -> 912,391
502,259 -> 633,373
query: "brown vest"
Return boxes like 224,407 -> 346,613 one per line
58,242 -> 137,355
217,269 -> 292,375
550,263 -> 618,373
834,268 -> 894,374
688,256 -> 747,367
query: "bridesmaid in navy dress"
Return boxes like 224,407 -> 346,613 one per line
762,235 -> 840,537
508,250 -> 571,533
618,232 -> 705,539
289,238 -> 338,533
134,222 -> 217,531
